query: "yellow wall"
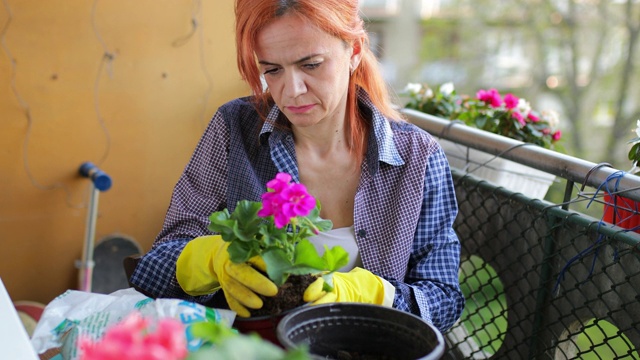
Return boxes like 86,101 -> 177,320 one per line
0,1 -> 248,304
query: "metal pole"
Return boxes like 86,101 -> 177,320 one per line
76,161 -> 111,293
77,185 -> 100,292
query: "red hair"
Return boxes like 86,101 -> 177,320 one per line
235,0 -> 402,159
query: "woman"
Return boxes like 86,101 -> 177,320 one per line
130,0 -> 464,332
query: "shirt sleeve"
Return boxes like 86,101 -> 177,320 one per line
389,147 -> 465,332
155,111 -> 230,244
130,110 -> 230,299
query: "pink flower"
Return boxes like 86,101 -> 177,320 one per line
281,183 -> 316,219
258,191 -> 283,216
527,112 -> 539,122
503,93 -> 519,109
265,173 -> 292,193
512,111 -> 526,126
78,313 -> 187,360
552,130 -> 562,141
258,172 -> 316,228
476,88 -> 502,108
258,191 -> 291,228
144,318 -> 187,359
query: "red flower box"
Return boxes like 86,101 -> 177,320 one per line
603,193 -> 640,233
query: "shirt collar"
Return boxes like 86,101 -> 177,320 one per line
357,88 -> 404,168
259,104 -> 284,145
258,89 -> 404,167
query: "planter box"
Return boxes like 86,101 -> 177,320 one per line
439,139 -> 555,199
603,193 -> 640,233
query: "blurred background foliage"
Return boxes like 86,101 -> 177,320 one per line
361,0 -> 640,215
363,0 -> 640,171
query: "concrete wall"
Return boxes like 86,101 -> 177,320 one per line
0,1 -> 248,304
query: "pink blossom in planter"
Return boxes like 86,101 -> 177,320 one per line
504,93 -> 519,109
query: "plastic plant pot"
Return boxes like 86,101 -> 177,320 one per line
276,303 -> 445,360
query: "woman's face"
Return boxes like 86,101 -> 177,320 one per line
255,14 -> 361,129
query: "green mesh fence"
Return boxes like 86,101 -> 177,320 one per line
444,169 -> 640,360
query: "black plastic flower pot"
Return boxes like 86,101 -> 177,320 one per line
276,303 -> 445,360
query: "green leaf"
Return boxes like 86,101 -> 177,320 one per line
629,143 -> 640,162
208,210 -> 236,240
259,224 -> 288,247
188,321 -> 236,345
188,331 -> 311,360
475,116 -> 488,129
287,240 -> 349,277
321,273 -> 335,292
314,218 -> 333,232
230,201 -> 264,241
303,206 -> 333,232
322,245 -> 349,271
232,200 -> 262,220
262,248 -> 294,286
227,240 -> 258,263
285,266 -> 324,276
292,239 -> 325,269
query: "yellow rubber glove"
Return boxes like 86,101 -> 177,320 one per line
303,267 -> 395,307
176,235 -> 278,317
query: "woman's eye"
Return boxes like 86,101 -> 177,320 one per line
304,62 -> 321,70
263,68 -> 280,75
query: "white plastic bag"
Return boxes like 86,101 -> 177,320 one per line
31,288 -> 235,360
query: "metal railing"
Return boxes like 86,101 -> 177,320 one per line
402,108 -> 640,203
402,109 -> 640,360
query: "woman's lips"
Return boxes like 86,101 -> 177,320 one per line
286,104 -> 315,114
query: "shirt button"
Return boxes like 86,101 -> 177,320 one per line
357,229 -> 367,238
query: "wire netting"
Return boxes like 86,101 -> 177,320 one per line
445,169 -> 640,360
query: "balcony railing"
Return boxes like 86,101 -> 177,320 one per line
402,108 -> 640,203
402,109 -> 640,359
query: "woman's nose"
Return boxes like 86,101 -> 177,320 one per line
283,70 -> 307,98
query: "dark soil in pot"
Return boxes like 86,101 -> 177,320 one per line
250,274 -> 317,317
233,274 -> 317,346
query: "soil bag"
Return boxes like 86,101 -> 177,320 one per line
30,288 -> 235,360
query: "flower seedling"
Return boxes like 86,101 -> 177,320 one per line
208,173 -> 348,290
78,312 -> 188,360
78,312 -> 310,360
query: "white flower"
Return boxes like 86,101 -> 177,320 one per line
635,119 -> 640,138
542,110 -> 560,129
404,83 -> 423,96
425,88 -> 434,98
439,82 -> 455,96
517,98 -> 531,117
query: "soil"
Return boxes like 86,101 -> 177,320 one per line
249,274 -> 317,317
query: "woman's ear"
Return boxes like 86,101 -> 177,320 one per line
349,38 -> 363,74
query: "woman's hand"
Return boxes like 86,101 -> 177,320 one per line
303,267 -> 395,307
176,235 -> 278,317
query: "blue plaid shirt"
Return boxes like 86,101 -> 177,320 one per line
131,89 -> 464,332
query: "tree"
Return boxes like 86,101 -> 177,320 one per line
409,0 -> 640,168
